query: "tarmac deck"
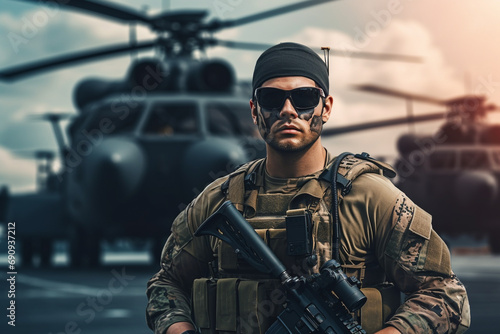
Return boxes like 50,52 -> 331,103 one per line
1,249 -> 498,333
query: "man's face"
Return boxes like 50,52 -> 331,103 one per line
250,76 -> 332,153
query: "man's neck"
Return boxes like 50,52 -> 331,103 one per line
265,141 -> 326,178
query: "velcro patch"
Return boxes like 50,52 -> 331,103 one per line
409,207 -> 432,240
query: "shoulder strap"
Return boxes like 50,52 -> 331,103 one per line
323,152 -> 353,261
342,152 -> 396,180
321,152 -> 397,261
221,158 -> 265,212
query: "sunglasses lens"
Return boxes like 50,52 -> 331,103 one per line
292,88 -> 320,109
257,88 -> 285,110
256,87 -> 322,110
256,87 -> 320,110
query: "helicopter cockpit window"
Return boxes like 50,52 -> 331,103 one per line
81,102 -> 143,137
429,151 -> 457,170
144,103 -> 198,135
460,150 -> 490,170
205,102 -> 258,137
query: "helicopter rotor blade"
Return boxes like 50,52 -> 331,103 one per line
26,112 -> 74,122
210,40 -> 273,51
206,0 -> 339,31
322,111 -> 446,136
214,40 -> 422,63
16,0 -> 151,24
331,50 -> 421,63
354,84 -> 448,105
0,40 -> 156,81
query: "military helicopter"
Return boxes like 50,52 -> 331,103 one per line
0,0 -> 422,267
351,84 -> 500,253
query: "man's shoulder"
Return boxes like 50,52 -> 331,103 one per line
344,172 -> 401,214
190,158 -> 265,211
354,172 -> 399,193
231,158 -> 266,176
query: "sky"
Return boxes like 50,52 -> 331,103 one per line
1,0 -> 500,192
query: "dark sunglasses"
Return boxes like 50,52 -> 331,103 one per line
254,87 -> 325,111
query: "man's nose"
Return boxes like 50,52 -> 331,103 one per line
279,98 -> 298,118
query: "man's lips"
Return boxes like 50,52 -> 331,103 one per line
277,124 -> 301,133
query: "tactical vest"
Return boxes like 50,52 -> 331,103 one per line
192,153 -> 401,334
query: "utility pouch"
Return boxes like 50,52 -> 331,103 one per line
285,209 -> 313,256
193,277 -> 283,334
216,278 -> 240,334
342,259 -> 400,334
359,284 -> 401,334
238,279 -> 283,334
192,278 -> 217,334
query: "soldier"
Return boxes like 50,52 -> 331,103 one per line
146,42 -> 470,334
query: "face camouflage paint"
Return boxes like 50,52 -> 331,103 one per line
255,107 -> 277,139
310,115 -> 323,134
254,86 -> 325,140
296,108 -> 316,121
255,100 -> 324,150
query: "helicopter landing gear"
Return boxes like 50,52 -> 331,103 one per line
39,237 -> 52,266
20,237 -> 53,267
20,238 -> 50,267
69,225 -> 101,267
20,238 -> 35,267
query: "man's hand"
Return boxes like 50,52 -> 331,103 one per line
166,321 -> 195,334
375,326 -> 401,334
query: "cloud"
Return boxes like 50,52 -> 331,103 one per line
0,1 -> 476,189
280,21 -> 462,122
0,6 -> 158,127
272,21 -> 462,158
0,6 -> 155,76
352,20 -> 463,97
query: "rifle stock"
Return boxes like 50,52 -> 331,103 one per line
195,200 -> 290,279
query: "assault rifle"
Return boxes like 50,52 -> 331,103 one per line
195,201 -> 367,334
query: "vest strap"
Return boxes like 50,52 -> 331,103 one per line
224,159 -> 265,214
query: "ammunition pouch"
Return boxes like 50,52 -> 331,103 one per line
343,263 -> 401,334
192,276 -> 401,334
192,277 -> 283,334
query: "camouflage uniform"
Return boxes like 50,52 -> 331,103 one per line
146,152 -> 470,334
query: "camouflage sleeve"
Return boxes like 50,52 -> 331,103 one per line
146,178 -> 227,334
378,193 -> 471,334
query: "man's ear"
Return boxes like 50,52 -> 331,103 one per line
322,95 -> 333,124
250,99 -> 258,124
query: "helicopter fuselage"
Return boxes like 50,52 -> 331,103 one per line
396,144 -> 500,238
64,93 -> 265,237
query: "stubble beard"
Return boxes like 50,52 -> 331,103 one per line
266,131 -> 320,153
256,105 -> 324,154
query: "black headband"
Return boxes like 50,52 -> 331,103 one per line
252,42 -> 329,96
